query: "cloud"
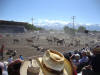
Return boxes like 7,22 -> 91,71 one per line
33,19 -> 100,30
34,19 -> 100,28
34,19 -> 70,26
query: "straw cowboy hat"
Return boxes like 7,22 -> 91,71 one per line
92,45 -> 100,54
86,50 -> 93,56
20,50 -> 74,75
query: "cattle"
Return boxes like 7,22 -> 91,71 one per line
46,38 -> 53,44
13,39 -> 19,44
31,36 -> 36,39
84,30 -> 89,34
6,49 -> 17,57
12,50 -> 17,57
74,39 -> 80,47
53,37 -> 59,43
32,44 -> 39,48
31,35 -> 39,41
26,39 -> 33,43
35,46 -> 47,52
57,39 -> 65,46
68,43 -> 74,47
6,49 -> 14,55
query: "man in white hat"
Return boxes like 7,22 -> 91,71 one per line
20,49 -> 77,75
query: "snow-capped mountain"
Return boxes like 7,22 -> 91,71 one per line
35,23 -> 100,31
34,19 -> 100,31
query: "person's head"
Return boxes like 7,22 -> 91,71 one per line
75,54 -> 80,60
13,61 -> 21,70
8,59 -> 22,75
63,52 -> 70,61
81,50 -> 87,56
19,55 -> 22,57
9,56 -> 12,58
68,51 -> 73,57
3,61 -> 8,66
29,58 -> 32,61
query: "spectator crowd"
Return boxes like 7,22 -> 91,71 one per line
0,55 -> 24,75
0,45 -> 100,75
64,45 -> 100,75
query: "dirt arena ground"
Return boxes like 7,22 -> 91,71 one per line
0,31 -> 100,61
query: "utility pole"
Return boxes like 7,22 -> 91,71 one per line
72,16 -> 76,36
32,17 -> 34,25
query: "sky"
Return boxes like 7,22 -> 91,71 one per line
0,0 -> 100,26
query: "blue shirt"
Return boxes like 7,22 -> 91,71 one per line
79,56 -> 89,63
20,56 -> 24,60
8,57 -> 13,63
2,64 -> 8,75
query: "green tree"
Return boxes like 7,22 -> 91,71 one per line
63,26 -> 76,35
77,26 -> 86,32
25,24 -> 44,31
64,26 -> 70,33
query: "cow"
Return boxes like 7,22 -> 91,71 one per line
57,39 -> 65,46
26,39 -> 33,43
53,37 -> 59,44
13,39 -> 19,44
84,30 -> 89,34
46,37 -> 53,45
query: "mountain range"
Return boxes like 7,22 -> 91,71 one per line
35,23 -> 100,31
